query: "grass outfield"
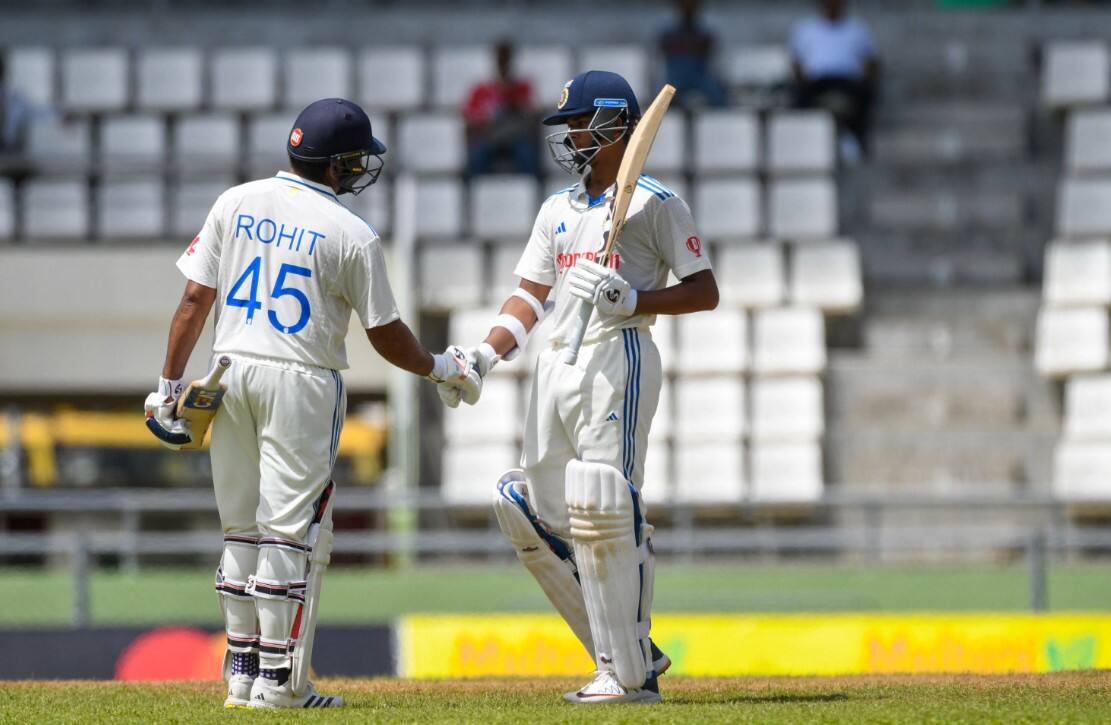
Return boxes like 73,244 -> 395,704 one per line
4,562 -> 1111,626
3,674 -> 1111,724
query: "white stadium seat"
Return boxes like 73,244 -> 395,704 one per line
283,48 -> 352,109
27,118 -> 92,173
357,47 -> 425,112
1053,440 -> 1111,500
62,48 -> 128,112
1034,306 -> 1110,377
644,114 -> 686,175
1065,109 -> 1111,173
674,377 -> 745,441
1064,375 -> 1111,440
693,110 -> 760,173
641,447 -> 673,507
650,376 -> 672,443
347,178 -> 391,237
170,178 -> 233,239
652,314 -> 676,373
442,443 -> 520,505
96,178 -> 165,239
443,376 -> 520,443
674,443 -> 745,504
489,242 -> 524,303
173,115 -> 240,175
413,178 -> 464,239
1057,178 -> 1111,237
211,48 -> 278,111
678,308 -> 749,373
749,442 -> 823,502
516,46 -> 573,108
723,45 -> 791,89
769,177 -> 837,240
752,307 -> 826,375
579,46 -> 649,99
419,243 -> 483,308
8,47 -> 55,108
246,114 -> 295,177
693,177 -> 761,239
1043,41 -> 1110,109
137,48 -> 203,111
23,179 -> 88,240
750,376 -> 824,441
397,114 -> 465,173
767,111 -> 836,174
0,179 -> 15,240
471,175 -> 539,239
100,115 -> 165,173
431,46 -> 495,109
716,242 -> 785,309
790,239 -> 863,312
1043,238 -> 1111,306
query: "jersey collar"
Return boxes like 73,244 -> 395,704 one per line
276,170 -> 339,201
571,177 -> 615,209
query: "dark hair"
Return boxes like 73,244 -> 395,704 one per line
289,155 -> 330,185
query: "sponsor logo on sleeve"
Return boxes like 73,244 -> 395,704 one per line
686,236 -> 702,258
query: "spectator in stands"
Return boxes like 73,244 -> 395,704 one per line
789,0 -> 880,163
0,53 -> 39,176
462,40 -> 540,177
658,0 -> 729,109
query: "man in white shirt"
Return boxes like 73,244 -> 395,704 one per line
439,70 -> 719,704
144,98 -> 479,710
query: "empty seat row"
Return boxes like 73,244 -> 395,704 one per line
1056,177 -> 1111,237
1054,439 -> 1111,499
1034,306 -> 1110,377
1043,40 -> 1110,110
1043,238 -> 1111,306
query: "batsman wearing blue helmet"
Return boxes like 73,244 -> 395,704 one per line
440,71 -> 719,704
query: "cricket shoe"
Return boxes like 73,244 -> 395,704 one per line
563,669 -> 662,705
223,674 -> 254,709
650,639 -> 671,676
247,679 -> 344,709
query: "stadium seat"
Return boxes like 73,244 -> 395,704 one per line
1034,306 -> 1110,377
471,175 -> 539,239
644,114 -> 687,175
640,446 -> 673,506
211,48 -> 278,111
1063,374 -> 1111,440
674,442 -> 745,504
61,48 -> 128,112
769,177 -> 837,240
693,177 -> 761,240
1053,440 -> 1111,500
1042,41 -> 1110,109
8,47 -> 55,108
283,48 -> 352,109
674,376 -> 746,441
100,115 -> 165,173
346,178 -> 391,237
136,48 -> 203,111
749,441 -> 823,502
413,178 -> 464,238
652,313 -> 676,373
1043,238 -> 1111,306
246,114 -> 296,177
357,47 -> 425,112
1065,109 -> 1111,173
431,46 -> 495,109
790,239 -> 863,313
170,178 -> 234,239
442,443 -> 520,505
722,45 -> 791,90
516,46 -> 573,106
752,307 -> 826,375
580,46 -> 649,99
750,376 -> 824,441
767,111 -> 836,174
650,376 -> 672,443
397,114 -> 465,173
0,179 -> 15,240
716,242 -> 785,308
443,376 -> 520,443
1057,178 -> 1111,237
678,308 -> 748,373
96,178 -> 165,240
23,179 -> 88,240
173,115 -> 241,175
692,110 -> 760,174
27,118 -> 91,173
489,242 -> 523,303
419,243 -> 483,308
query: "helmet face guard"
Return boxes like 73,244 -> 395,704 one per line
545,106 -> 633,175
329,149 -> 384,195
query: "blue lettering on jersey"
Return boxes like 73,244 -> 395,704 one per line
234,213 -> 325,257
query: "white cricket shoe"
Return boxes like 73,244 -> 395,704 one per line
223,674 -> 254,709
563,669 -> 662,705
247,678 -> 345,709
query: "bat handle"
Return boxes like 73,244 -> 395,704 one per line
562,300 -> 593,366
204,355 -> 232,387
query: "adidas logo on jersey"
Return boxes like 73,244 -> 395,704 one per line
605,411 -> 619,422
555,221 -> 568,235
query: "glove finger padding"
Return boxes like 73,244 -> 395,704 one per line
144,392 -> 193,449
438,382 -> 463,409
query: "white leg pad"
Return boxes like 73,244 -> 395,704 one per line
216,534 -> 260,681
566,459 -> 646,689
248,538 -> 308,670
493,470 -> 595,660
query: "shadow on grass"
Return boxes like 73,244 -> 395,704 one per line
668,692 -> 855,705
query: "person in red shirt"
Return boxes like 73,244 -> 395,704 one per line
463,41 -> 540,177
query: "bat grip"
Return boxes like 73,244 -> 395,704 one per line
562,300 -> 593,366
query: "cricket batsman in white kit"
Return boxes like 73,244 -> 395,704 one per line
439,71 -> 719,704
144,98 -> 480,709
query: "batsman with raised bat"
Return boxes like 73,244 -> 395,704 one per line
144,98 -> 480,709
439,70 -> 719,704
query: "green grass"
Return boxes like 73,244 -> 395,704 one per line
5,562 -> 1111,626
3,674 -> 1111,724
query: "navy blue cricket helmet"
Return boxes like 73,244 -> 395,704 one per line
542,70 -> 641,175
287,98 -> 386,195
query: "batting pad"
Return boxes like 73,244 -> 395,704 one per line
493,470 -> 595,661
566,460 -> 646,689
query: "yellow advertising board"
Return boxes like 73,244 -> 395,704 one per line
397,613 -> 1111,678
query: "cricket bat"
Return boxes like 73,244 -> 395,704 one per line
562,83 -> 677,366
175,355 -> 231,449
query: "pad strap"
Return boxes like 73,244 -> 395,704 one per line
226,631 -> 260,653
247,575 -> 307,603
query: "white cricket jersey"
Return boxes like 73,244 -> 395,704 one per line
514,174 -> 712,346
176,171 -> 399,371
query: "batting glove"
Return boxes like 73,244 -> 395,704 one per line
428,345 -> 483,407
566,259 -> 637,317
143,377 -> 192,450
437,343 -> 499,409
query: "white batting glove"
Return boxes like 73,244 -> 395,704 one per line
428,345 -> 483,406
437,343 -> 500,408
143,377 -> 192,450
566,259 -> 637,317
